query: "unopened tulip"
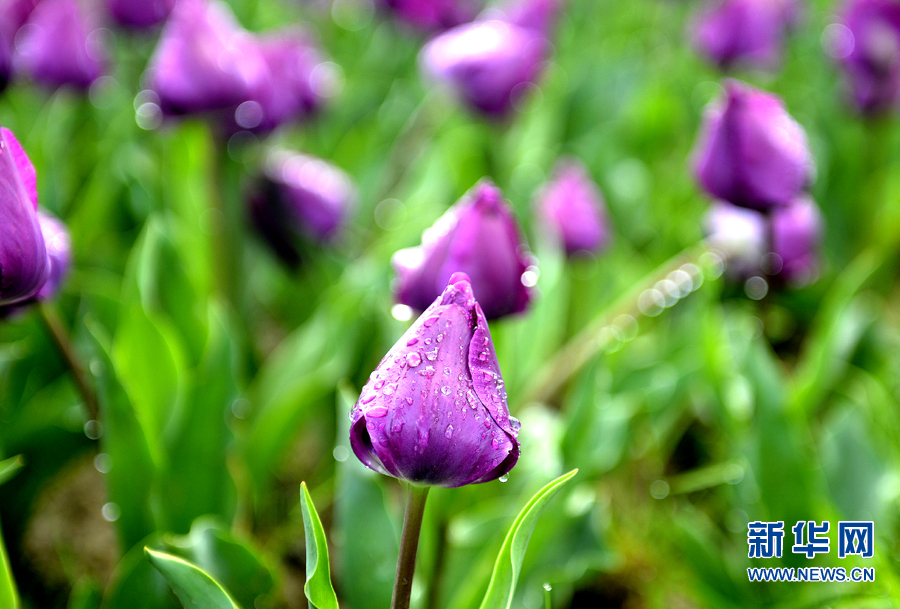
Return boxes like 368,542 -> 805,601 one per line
0,127 -> 47,306
693,79 -> 813,211
249,150 -> 356,264
107,0 -> 175,28
834,0 -> 900,114
392,180 -> 533,320
351,272 -> 520,487
692,0 -> 798,70
379,0 -> 476,31
15,0 -> 104,90
534,158 -> 610,256
421,17 -> 548,116
146,0 -> 265,116
771,196 -> 822,285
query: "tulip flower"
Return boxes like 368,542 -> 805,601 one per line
534,158 -> 610,256
230,30 -> 334,133
14,0 -> 104,90
771,196 -> 822,285
691,0 -> 798,70
420,16 -> 548,116
834,0 -> 900,114
692,79 -> 813,211
107,0 -> 175,29
392,180 -> 533,320
379,0 -> 476,31
0,127 -> 48,306
704,200 -> 767,277
248,150 -> 356,265
146,0 -> 266,116
35,210 -> 71,301
351,271 -> 520,487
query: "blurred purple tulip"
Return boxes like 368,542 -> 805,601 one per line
0,0 -> 38,90
691,0 -> 798,70
0,127 -> 48,306
14,0 -> 104,90
34,209 -> 70,301
351,272 -> 520,487
693,79 -> 813,211
392,179 -> 533,320
771,195 -> 822,285
534,158 -> 610,257
833,0 -> 900,114
146,0 -> 266,116
249,149 -> 356,265
229,30 -> 335,133
106,0 -> 175,28
421,17 -> 548,116
379,0 -> 477,31
704,200 -> 767,277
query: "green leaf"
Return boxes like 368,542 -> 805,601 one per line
0,516 -> 18,609
0,455 -> 23,486
478,470 -> 578,609
299,482 -> 340,609
145,548 -> 240,609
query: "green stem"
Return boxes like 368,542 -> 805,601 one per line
424,515 -> 448,609
391,485 -> 431,609
38,303 -> 100,423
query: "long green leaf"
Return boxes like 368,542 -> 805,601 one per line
0,455 -> 23,486
299,482 -> 340,609
0,516 -> 18,609
478,470 -> 578,609
145,548 -> 240,609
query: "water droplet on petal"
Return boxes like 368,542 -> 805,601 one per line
406,397 -> 414,405
382,385 -> 395,396
443,366 -> 452,376
441,386 -> 451,395
436,333 -> 443,342
499,473 -> 509,483
425,349 -> 438,361
374,379 -> 385,390
407,337 -> 419,346
508,416 -> 521,433
368,407 -> 388,418
361,393 -> 376,404
406,352 -> 422,367
445,424 -> 453,438
423,316 -> 439,327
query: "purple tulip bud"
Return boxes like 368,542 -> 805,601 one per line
379,0 -> 477,31
146,0 -> 266,116
249,150 -> 356,264
420,18 -> 548,116
107,0 -> 175,29
0,127 -> 48,306
351,272 -> 520,487
534,158 -> 610,257
692,79 -> 813,211
771,196 -> 822,285
393,180 -> 533,320
833,0 -> 900,114
0,0 -> 37,90
34,209 -> 70,301
229,30 -> 335,133
691,0 -> 798,70
15,0 -> 104,90
704,200 -> 767,277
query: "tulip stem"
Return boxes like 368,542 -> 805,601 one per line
38,303 -> 100,423
392,484 -> 431,609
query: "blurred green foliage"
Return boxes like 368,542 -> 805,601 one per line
1,0 -> 900,607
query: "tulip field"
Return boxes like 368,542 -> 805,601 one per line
3,0 -> 900,607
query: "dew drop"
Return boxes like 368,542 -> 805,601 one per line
391,419 -> 404,434
425,349 -> 438,361
436,333 -> 443,342
406,337 -> 419,346
543,583 -> 552,592
360,393 -> 376,404
382,385 -> 395,396
406,352 -> 422,367
424,338 -> 432,345
423,316 -> 439,327
499,473 -> 509,483
441,386 -> 451,395
483,418 -> 491,429
368,407 -> 389,418
443,366 -> 452,376
508,416 -> 521,433
374,379 -> 385,390
406,397 -> 414,405
491,438 -> 501,449
445,424 -> 453,438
